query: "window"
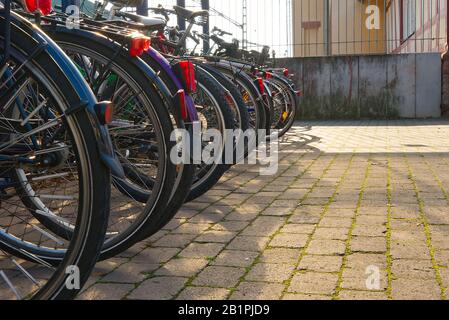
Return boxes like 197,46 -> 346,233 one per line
402,0 -> 416,40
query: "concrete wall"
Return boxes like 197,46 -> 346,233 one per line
277,53 -> 442,119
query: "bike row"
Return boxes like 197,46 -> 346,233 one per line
0,0 -> 301,299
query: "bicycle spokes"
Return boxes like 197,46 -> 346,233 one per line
0,59 -> 80,300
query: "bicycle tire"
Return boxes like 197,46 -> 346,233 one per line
0,13 -> 110,300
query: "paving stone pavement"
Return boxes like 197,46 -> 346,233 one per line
80,120 -> 449,300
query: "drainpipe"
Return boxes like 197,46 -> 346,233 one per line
447,0 -> 449,51
324,0 -> 330,56
177,0 -> 186,31
136,0 -> 148,16
441,2 -> 449,117
201,0 -> 210,54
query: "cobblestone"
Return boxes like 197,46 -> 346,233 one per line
80,121 -> 449,300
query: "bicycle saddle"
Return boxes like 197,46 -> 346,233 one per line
173,5 -> 208,20
117,12 -> 166,30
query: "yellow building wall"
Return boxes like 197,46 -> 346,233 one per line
292,0 -> 326,57
293,0 -> 387,57
360,0 -> 386,54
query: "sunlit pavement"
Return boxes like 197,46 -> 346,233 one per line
80,120 -> 449,300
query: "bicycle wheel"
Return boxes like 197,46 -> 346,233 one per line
186,67 -> 235,202
267,76 -> 297,137
35,28 -> 177,260
267,79 -> 288,128
197,64 -> 250,133
131,48 -> 199,236
195,63 -> 252,161
1,13 -> 109,300
206,63 -> 268,135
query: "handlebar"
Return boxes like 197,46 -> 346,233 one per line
148,5 -> 175,20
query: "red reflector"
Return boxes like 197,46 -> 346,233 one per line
295,90 -> 303,97
256,77 -> 265,95
39,0 -> 52,15
224,91 -> 236,108
283,68 -> 289,77
104,104 -> 113,124
264,72 -> 273,79
179,61 -> 197,93
129,36 -> 151,57
24,0 -> 52,15
177,89 -> 188,120
95,102 -> 114,125
24,0 -> 38,12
